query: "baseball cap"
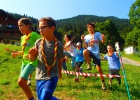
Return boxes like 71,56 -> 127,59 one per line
76,42 -> 81,46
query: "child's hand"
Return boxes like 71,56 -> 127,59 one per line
58,73 -> 62,79
12,52 -> 18,58
28,47 -> 38,61
101,34 -> 105,39
28,47 -> 38,56
89,39 -> 95,46
81,35 -> 85,41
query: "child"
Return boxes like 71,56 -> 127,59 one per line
75,42 -> 85,81
5,18 -> 40,100
62,57 -> 68,71
63,35 -> 82,79
81,22 -> 106,90
103,44 -> 121,89
28,17 -> 64,100
63,34 -> 76,69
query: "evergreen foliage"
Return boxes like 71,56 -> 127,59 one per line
5,10 -> 133,51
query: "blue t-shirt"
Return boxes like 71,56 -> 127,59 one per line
75,48 -> 84,62
104,52 -> 121,70
84,32 -> 102,59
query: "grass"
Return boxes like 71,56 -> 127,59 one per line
121,52 -> 140,62
0,43 -> 140,100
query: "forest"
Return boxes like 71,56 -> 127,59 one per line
8,11 -> 134,52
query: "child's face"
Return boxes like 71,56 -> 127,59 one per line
18,21 -> 30,34
76,45 -> 81,50
64,35 -> 69,42
107,46 -> 113,52
87,25 -> 94,33
38,21 -> 54,38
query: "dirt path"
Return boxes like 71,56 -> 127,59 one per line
122,57 -> 140,66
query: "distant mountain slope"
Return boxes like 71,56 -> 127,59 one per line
56,15 -> 132,32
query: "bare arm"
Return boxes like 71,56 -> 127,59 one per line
101,58 -> 106,61
101,34 -> 105,43
5,48 -> 23,57
28,47 -> 38,61
81,35 -> 88,48
5,48 -> 18,53
64,42 -> 71,49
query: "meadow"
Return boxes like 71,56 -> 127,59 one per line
0,44 -> 140,100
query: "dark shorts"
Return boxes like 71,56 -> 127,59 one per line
88,50 -> 101,66
109,69 -> 121,80
109,69 -> 120,75
76,62 -> 83,68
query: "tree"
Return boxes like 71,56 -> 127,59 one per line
125,29 -> 140,46
96,20 -> 124,52
127,0 -> 140,49
129,0 -> 140,29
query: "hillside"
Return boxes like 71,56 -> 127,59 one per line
2,9 -> 133,50
5,9 -> 132,34
56,15 -> 132,32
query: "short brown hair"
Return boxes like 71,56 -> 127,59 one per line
87,22 -> 95,28
39,17 -> 56,28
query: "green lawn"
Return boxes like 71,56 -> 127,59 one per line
121,52 -> 140,62
0,44 -> 140,100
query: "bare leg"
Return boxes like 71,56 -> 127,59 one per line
109,78 -> 113,89
75,66 -> 80,71
96,65 -> 106,90
18,78 -> 34,99
109,78 -> 112,86
83,49 -> 92,70
96,66 -> 104,81
83,49 -> 90,64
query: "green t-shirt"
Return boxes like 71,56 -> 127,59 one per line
21,32 -> 41,66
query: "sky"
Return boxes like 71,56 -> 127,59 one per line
0,0 -> 136,20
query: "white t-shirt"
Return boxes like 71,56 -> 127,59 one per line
65,41 -> 76,57
84,32 -> 102,59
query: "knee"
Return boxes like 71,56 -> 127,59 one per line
17,78 -> 26,86
83,49 -> 89,56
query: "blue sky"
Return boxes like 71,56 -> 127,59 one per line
0,0 -> 136,20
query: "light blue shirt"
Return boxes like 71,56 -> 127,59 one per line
84,32 -> 102,59
104,52 -> 121,70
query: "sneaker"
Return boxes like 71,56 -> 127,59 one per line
86,63 -> 92,70
102,82 -> 106,90
27,79 -> 31,86
74,78 -> 79,82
